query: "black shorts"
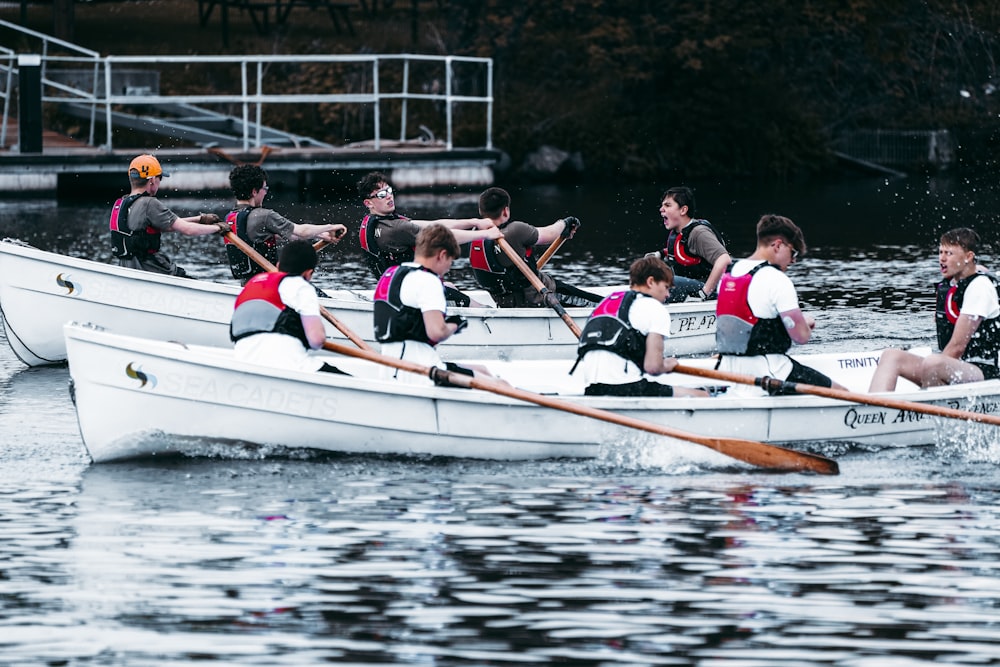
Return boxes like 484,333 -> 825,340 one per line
970,362 -> 1000,380
444,286 -> 471,308
584,379 -> 675,397
785,358 -> 834,388
443,362 -> 475,377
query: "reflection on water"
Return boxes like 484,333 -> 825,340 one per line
2,457 -> 1000,665
2,173 -> 989,303
3,174 -> 1000,664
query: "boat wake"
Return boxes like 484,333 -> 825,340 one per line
595,434 -> 752,475
935,420 -> 1000,464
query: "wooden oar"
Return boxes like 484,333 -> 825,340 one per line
227,228 -> 837,474
222,231 -> 373,351
495,237 -> 583,337
673,363 -> 1000,427
535,236 -> 566,270
312,226 -> 347,254
320,338 -> 839,475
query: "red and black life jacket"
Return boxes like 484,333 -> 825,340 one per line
359,212 -> 414,279
715,261 -> 792,355
109,192 -> 156,259
373,264 -> 440,346
223,207 -> 277,282
229,272 -> 310,348
935,272 -> 1000,362
664,219 -> 726,281
571,290 -> 647,373
468,221 -> 538,301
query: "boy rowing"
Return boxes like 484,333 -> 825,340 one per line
357,171 -> 501,306
110,154 -> 227,277
868,227 -> 1000,391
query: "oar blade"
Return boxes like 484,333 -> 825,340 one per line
465,370 -> 840,475
700,436 -> 840,475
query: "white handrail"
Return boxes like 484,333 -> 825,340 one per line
0,49 -> 13,148
0,19 -> 494,154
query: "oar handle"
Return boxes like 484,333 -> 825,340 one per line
535,236 -> 566,270
222,230 -> 278,272
226,229 -> 838,475
496,237 -> 583,338
673,362 -> 1000,427
223,231 -> 373,351
322,339 -> 838,475
312,226 -> 347,253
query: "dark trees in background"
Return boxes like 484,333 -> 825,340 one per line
52,0 -> 74,41
441,0 -> 1000,180
10,0 -> 999,181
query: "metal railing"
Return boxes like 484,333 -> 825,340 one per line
0,46 -> 12,148
0,19 -> 494,153
0,19 -> 102,148
833,129 -> 954,169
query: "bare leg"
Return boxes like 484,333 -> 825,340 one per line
918,355 -> 984,387
465,363 -> 513,387
868,348 -> 925,392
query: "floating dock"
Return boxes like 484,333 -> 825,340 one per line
0,134 -> 501,198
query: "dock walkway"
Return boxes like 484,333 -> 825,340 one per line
0,19 -> 500,197
0,128 -> 500,197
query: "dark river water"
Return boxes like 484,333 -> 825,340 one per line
2,174 -> 1000,665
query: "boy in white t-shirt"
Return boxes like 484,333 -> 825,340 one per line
714,214 -> 845,394
573,256 -> 708,397
374,223 -> 496,386
231,240 -> 347,375
869,227 -> 1000,391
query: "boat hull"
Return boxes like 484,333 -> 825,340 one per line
0,239 -> 717,366
64,323 -> 1000,464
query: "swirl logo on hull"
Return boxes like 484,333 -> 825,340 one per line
56,273 -> 78,295
125,362 -> 157,389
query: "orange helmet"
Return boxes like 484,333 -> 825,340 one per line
128,154 -> 169,179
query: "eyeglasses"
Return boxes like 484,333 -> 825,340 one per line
776,240 -> 799,261
370,186 -> 393,199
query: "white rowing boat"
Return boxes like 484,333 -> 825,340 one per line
0,238 -> 718,366
64,322 -> 1000,465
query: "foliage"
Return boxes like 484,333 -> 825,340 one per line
441,0 -> 1000,181
13,0 -> 1000,181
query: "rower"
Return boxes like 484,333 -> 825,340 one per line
356,171 -> 502,307
470,186 -> 602,308
110,154 -> 228,277
571,256 -> 708,397
373,224 -> 500,387
714,214 -> 845,395
645,185 -> 731,303
231,240 -> 350,375
868,227 -> 1000,392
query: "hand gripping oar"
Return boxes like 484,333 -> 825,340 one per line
535,236 -> 566,270
673,363 -> 1000,427
222,231 -> 373,351
320,338 -> 839,475
490,236 -> 841,470
312,226 -> 347,254
227,228 -> 837,474
495,237 -> 583,337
